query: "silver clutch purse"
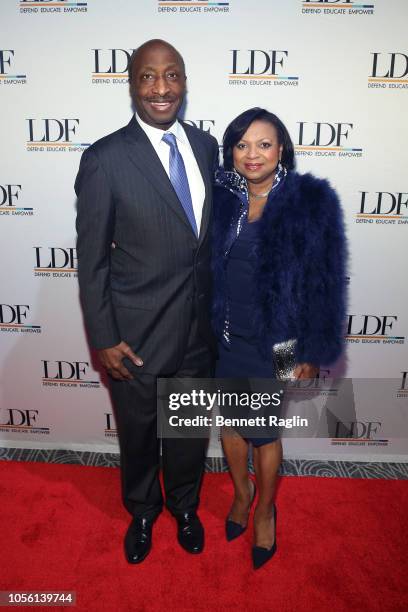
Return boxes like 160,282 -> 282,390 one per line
272,339 -> 297,380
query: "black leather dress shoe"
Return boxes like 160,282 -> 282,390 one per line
124,517 -> 153,564
176,512 -> 204,554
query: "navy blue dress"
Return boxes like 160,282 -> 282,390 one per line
215,218 -> 277,446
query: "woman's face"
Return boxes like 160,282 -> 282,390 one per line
232,120 -> 283,185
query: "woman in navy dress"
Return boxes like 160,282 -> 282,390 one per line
212,108 -> 347,569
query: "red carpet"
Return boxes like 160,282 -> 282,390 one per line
0,461 -> 407,612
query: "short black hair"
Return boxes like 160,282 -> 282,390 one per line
128,39 -> 186,83
222,107 -> 295,171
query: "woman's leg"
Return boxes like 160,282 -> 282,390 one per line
222,429 -> 254,525
252,439 -> 282,547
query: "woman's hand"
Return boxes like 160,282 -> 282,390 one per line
294,363 -> 319,380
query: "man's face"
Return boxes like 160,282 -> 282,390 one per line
130,43 -> 186,130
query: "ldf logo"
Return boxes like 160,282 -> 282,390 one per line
105,413 -> 117,431
0,409 -> 38,427
105,413 -> 118,437
42,360 -> 100,387
27,119 -> 79,143
0,50 -> 26,83
42,360 -> 89,381
230,49 -> 288,76
359,192 -> 408,216
346,315 -> 405,344
335,420 -> 381,439
93,49 -> 135,75
295,122 -> 362,157
0,303 -> 40,332
34,247 -> 77,270
0,304 -> 29,325
297,122 -> 353,147
0,184 -> 22,207
0,50 -> 14,74
347,315 -> 396,336
371,53 -> 408,79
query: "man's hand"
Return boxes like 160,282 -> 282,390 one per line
97,341 -> 143,381
294,363 -> 319,380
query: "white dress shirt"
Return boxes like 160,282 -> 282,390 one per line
135,113 -> 206,234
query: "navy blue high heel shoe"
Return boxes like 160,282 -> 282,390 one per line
225,480 -> 256,542
252,503 -> 277,570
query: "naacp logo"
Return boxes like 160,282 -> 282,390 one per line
42,360 -> 100,389
92,49 -> 135,84
331,420 -> 387,447
302,1 -> 374,15
0,409 -> 50,436
295,122 -> 362,158
0,50 -> 26,85
368,53 -> 408,90
105,413 -> 118,439
355,191 -> 408,225
346,315 -> 405,345
0,184 -> 33,216
26,119 -> 90,152
34,247 -> 78,278
0,304 -> 41,334
229,50 -> 299,87
158,1 -> 229,14
20,0 -> 88,14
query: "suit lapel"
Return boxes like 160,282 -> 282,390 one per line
123,117 -> 193,232
181,122 -> 213,245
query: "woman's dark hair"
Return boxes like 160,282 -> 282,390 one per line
222,107 -> 295,171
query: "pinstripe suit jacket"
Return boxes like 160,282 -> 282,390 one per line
75,116 -> 219,375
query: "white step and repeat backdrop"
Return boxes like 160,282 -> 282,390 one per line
1,0 -> 407,461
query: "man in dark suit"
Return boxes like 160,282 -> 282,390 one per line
75,39 -> 219,563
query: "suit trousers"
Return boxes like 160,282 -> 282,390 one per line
110,311 -> 212,522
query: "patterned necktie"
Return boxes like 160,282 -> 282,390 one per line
162,132 -> 198,237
